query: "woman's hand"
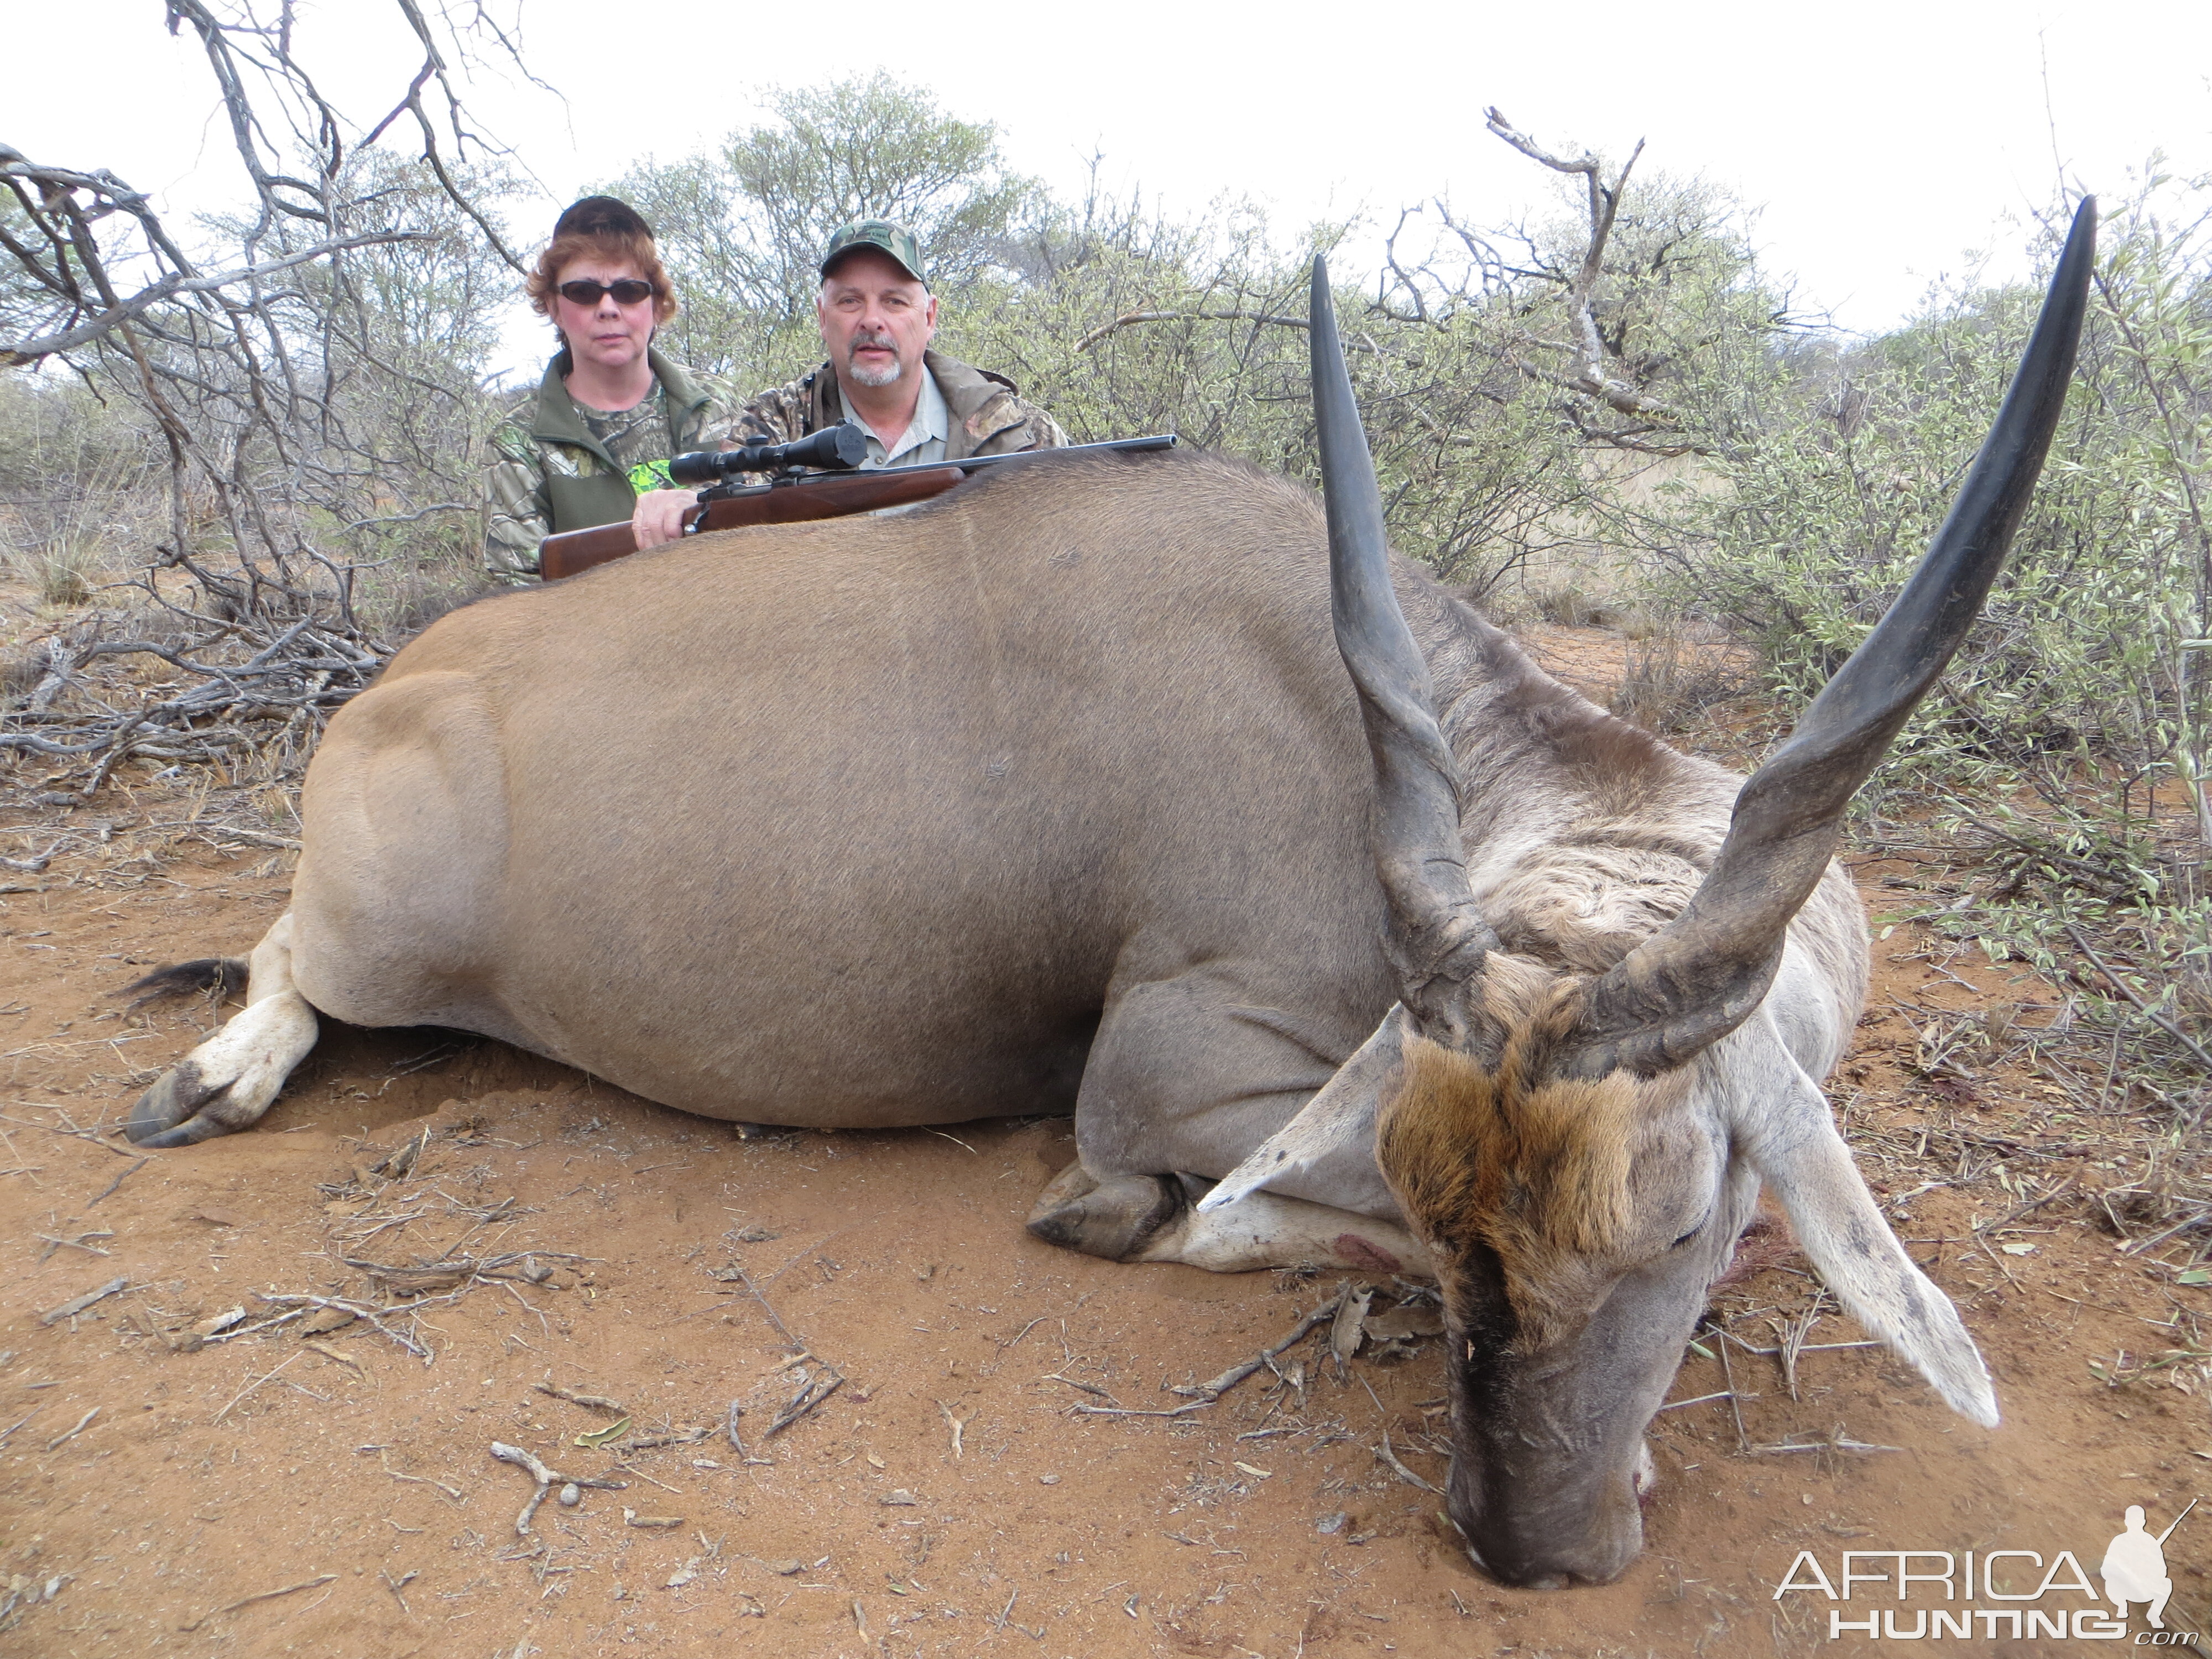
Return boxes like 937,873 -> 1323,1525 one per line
632,488 -> 701,550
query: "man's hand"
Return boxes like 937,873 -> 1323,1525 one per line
632,488 -> 701,550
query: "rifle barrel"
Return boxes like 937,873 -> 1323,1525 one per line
701,432 -> 1176,501
895,432 -> 1176,478
2157,1496 -> 2198,1545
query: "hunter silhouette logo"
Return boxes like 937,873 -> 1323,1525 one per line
2104,1500 -> 2194,1630
1773,1499 -> 2200,1642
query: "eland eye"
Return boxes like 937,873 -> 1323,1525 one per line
1670,1225 -> 1702,1249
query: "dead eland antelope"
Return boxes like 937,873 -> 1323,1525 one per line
122,201 -> 2093,1589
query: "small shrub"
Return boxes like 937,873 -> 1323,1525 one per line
8,529 -> 102,607
357,552 -> 503,642
1529,582 -> 1623,628
1609,627 -> 1748,733
1,644 -> 46,702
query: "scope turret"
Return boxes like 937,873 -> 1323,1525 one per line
669,423 -> 868,484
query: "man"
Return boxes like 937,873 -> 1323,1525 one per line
630,220 -> 1065,550
2101,1505 -> 2175,1629
484,196 -> 739,583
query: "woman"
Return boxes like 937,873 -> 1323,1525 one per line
483,196 -> 736,583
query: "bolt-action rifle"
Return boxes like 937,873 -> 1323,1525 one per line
536,430 -> 1177,582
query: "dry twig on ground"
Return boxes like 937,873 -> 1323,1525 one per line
488,1441 -> 627,1536
1075,1287 -> 1351,1420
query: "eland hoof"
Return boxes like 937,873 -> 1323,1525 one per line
1026,1166 -> 1189,1261
127,1062 -> 244,1147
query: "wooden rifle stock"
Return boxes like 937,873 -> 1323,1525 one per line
536,466 -> 967,582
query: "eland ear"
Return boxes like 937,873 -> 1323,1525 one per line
1740,1059 -> 1999,1427
1199,1008 -> 1408,1214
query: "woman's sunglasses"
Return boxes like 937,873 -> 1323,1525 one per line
558,279 -> 655,307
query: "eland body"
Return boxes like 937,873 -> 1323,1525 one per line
126,202 -> 2094,1589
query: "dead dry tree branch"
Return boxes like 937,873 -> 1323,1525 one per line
1,565 -> 368,801
1478,107 -> 1686,434
1483,108 -> 1642,381
0,201 -> 422,364
1374,1426 -> 1442,1494
1076,308 -> 1311,352
534,1380 -> 625,1413
40,1275 -> 129,1326
3,4 -> 533,799
179,1573 -> 339,1632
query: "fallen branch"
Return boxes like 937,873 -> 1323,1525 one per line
380,1451 -> 463,1501
249,1293 -> 429,1359
35,1228 -> 113,1259
251,1261 -> 582,1360
764,1364 -> 844,1438
44,1407 -> 99,1453
179,1573 -> 338,1632
87,1156 -> 149,1207
40,1275 -> 129,1326
721,1262 -> 801,1347
937,1398 -> 973,1459
1657,1389 -> 1743,1412
1374,1427 -> 1442,1494
1044,1371 -> 1110,1399
1976,1172 -> 2083,1239
488,1441 -> 627,1536
212,1352 -> 300,1425
1076,1288 -> 1347,1418
1067,1396 -> 1213,1421
1172,1287 -> 1348,1399
534,1380 -> 625,1412
1746,1427 -> 1902,1457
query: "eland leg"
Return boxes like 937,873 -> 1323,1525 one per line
1027,967 -> 1430,1275
1027,1164 -> 1431,1277
127,912 -> 318,1147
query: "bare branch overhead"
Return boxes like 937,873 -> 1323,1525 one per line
0,205 -> 422,364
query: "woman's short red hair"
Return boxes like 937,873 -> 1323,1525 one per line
526,228 -> 679,329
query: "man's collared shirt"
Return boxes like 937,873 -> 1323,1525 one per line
844,367 -> 948,468
735,349 -> 1066,468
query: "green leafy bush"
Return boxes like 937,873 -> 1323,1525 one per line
1649,176 -> 2212,1082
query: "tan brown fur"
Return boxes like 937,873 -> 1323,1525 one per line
1374,958 -> 1692,1348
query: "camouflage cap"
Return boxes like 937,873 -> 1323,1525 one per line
555,195 -> 654,241
820,220 -> 927,286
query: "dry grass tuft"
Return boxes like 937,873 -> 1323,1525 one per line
1608,624 -> 1751,733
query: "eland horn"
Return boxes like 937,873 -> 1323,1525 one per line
1556,196 -> 2098,1080
1310,254 -> 1502,1057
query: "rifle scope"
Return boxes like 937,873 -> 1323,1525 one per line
669,422 -> 869,484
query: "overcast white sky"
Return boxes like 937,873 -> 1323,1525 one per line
9,1 -> 2210,379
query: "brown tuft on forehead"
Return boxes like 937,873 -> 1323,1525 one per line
1375,984 -> 1668,1347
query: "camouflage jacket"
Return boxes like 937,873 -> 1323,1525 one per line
484,348 -> 738,583
735,350 -> 1066,463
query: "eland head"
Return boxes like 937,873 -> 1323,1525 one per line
1303,201 -> 2095,1587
